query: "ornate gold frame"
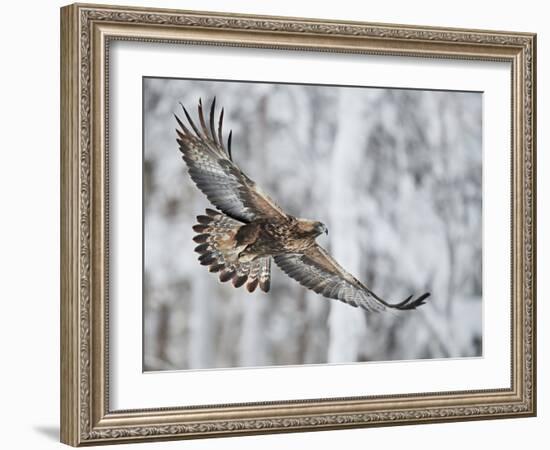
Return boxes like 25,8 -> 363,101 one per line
60,2 -> 536,446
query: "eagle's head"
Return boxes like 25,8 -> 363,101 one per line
313,221 -> 329,237
295,219 -> 329,238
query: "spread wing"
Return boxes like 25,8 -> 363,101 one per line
274,245 -> 430,312
175,98 -> 288,223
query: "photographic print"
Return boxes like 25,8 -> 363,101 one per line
143,78 -> 482,372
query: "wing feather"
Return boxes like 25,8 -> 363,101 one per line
175,99 -> 287,223
274,245 -> 430,312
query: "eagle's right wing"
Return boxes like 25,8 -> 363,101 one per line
274,245 -> 430,312
175,99 -> 288,224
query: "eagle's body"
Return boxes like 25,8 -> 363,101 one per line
175,99 -> 430,312
235,218 -> 321,261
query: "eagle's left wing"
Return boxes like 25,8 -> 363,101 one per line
175,99 -> 288,224
274,245 -> 430,312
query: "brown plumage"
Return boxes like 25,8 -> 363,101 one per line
175,98 -> 430,311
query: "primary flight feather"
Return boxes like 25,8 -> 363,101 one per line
175,98 -> 430,312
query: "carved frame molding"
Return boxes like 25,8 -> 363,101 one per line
60,3 -> 536,446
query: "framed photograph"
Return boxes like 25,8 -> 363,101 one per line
60,3 -> 536,446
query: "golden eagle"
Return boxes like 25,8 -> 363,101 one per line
175,99 -> 430,312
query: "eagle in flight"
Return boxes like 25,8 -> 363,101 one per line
175,99 -> 430,312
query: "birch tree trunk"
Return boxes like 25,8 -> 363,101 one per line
327,90 -> 371,363
239,95 -> 269,367
188,197 -> 214,369
188,269 -> 214,368
239,297 -> 268,366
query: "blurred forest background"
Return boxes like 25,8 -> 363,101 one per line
143,77 -> 482,371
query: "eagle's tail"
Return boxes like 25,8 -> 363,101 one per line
192,208 -> 271,293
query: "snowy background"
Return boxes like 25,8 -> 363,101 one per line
143,77 -> 482,371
